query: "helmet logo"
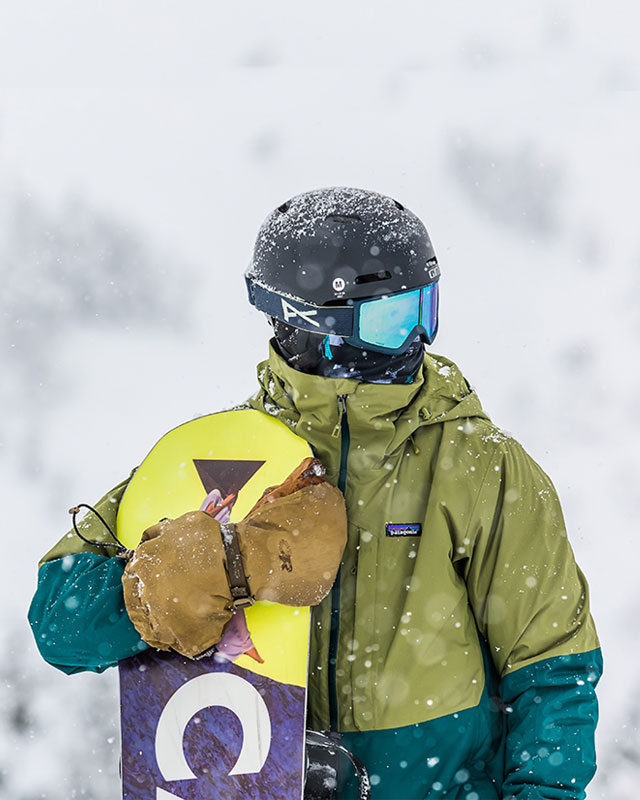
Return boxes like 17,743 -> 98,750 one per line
281,298 -> 320,327
332,277 -> 346,292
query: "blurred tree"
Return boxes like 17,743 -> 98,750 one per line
0,622 -> 121,798
448,135 -> 563,238
1,191 -> 194,474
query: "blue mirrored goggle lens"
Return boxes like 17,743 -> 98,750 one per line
358,289 -> 422,349
420,283 -> 439,339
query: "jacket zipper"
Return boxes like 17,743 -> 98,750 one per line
329,393 -> 349,731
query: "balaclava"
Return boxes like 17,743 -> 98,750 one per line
271,319 -> 425,384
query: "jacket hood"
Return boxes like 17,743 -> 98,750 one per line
249,342 -> 489,458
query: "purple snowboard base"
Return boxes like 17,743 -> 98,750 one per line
119,648 -> 306,800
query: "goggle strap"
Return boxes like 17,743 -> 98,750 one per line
247,277 -> 439,349
247,279 -> 354,336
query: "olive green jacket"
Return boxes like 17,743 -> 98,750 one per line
29,343 -> 601,797
247,345 -> 599,734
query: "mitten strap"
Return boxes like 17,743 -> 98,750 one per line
219,522 -> 255,609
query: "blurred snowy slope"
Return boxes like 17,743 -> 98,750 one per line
1,2 -> 640,797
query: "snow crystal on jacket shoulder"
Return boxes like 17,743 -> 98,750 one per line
478,425 -> 512,446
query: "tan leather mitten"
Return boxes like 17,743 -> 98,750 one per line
122,458 -> 346,658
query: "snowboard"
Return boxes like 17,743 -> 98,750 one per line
116,409 -> 313,800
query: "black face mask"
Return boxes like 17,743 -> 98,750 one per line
270,319 -> 425,385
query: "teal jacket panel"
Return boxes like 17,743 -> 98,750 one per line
500,649 -> 602,800
336,648 -> 601,799
28,552 -> 148,674
338,639 -> 503,799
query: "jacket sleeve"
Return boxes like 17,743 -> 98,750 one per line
458,437 -> 602,799
28,472 -> 149,674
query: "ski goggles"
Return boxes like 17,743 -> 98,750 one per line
246,277 -> 439,354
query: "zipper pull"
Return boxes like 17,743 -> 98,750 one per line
331,394 -> 347,438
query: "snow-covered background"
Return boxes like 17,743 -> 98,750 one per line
1,2 -> 639,797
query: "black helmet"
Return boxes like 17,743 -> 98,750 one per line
245,187 -> 440,355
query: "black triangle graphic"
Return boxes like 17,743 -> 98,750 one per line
193,459 -> 266,498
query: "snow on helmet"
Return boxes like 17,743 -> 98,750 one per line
245,187 -> 440,355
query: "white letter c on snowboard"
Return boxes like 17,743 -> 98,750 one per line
155,673 -> 272,782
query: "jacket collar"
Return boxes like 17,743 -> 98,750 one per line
248,342 -> 488,478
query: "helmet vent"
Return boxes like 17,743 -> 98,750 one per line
354,270 -> 392,285
393,199 -> 405,211
326,214 -> 362,224
277,201 -> 290,213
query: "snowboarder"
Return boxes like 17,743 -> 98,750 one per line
29,186 -> 602,799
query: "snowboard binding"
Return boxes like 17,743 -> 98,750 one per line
305,730 -> 371,800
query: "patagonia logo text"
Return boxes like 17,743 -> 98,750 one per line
385,523 -> 422,537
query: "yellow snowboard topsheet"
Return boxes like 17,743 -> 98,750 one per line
116,409 -> 313,688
